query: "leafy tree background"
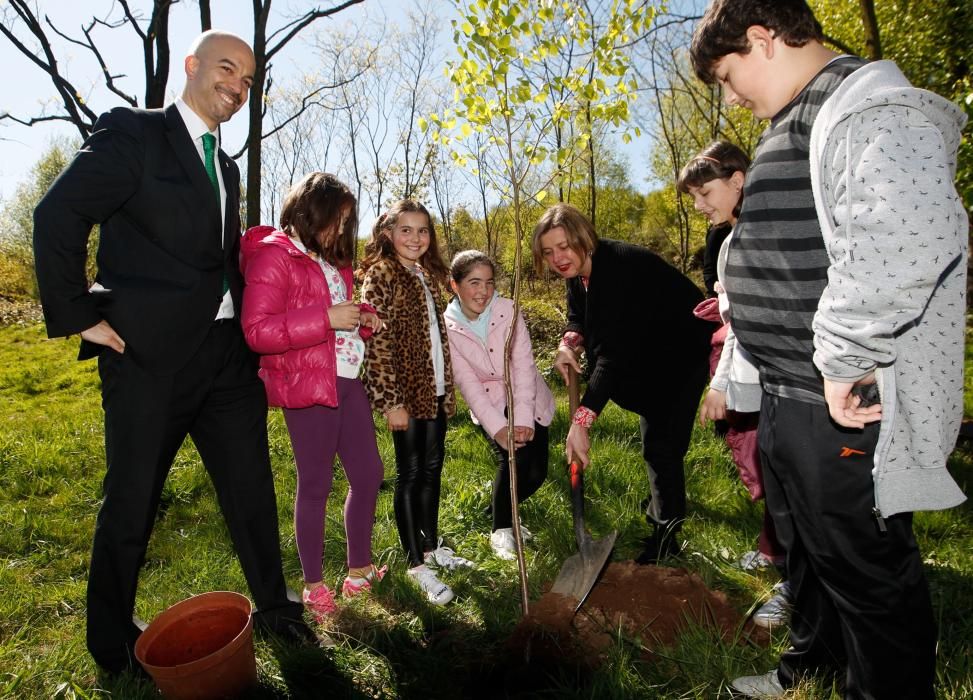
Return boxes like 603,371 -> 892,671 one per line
0,0 -> 970,316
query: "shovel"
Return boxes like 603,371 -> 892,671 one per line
550,366 -> 617,612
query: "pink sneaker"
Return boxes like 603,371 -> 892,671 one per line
342,564 -> 388,598
302,584 -> 337,622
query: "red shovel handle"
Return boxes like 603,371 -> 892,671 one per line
567,366 -> 587,544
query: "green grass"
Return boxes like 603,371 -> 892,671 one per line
1,322 -> 971,698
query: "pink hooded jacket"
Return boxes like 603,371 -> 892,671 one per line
240,225 -> 375,409
444,296 -> 555,439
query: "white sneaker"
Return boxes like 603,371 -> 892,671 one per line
752,581 -> 792,629
407,565 -> 454,605
730,669 -> 785,698
737,550 -> 773,571
424,540 -> 476,570
490,528 -> 517,560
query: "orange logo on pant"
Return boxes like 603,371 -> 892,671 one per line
839,447 -> 867,458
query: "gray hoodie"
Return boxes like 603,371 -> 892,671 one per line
810,59 -> 968,517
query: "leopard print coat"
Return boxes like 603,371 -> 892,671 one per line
361,257 -> 456,419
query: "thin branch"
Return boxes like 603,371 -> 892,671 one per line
823,33 -> 857,56
0,113 -> 78,128
46,16 -> 139,107
265,0 -> 366,61
1,1 -> 99,137
259,73 -> 362,141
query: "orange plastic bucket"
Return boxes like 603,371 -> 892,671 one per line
134,591 -> 257,699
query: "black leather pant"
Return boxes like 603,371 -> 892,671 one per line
392,400 -> 447,566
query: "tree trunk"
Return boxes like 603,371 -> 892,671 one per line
199,0 -> 212,31
246,1 -> 272,228
143,0 -> 173,108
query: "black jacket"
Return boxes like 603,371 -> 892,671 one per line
33,105 -> 244,374
565,239 -> 714,414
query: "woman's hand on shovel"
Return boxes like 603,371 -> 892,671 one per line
566,423 -> 591,469
554,346 -> 582,386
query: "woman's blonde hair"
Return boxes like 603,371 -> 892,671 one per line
530,203 -> 598,275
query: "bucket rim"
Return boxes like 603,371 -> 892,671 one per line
134,591 -> 254,674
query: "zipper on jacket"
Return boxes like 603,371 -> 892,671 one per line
871,506 -> 887,533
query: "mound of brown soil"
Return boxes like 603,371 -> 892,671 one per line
507,561 -> 766,667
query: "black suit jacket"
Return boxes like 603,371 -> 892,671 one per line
34,104 -> 244,374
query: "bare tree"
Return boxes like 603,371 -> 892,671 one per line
243,0 -> 365,226
1,1 -> 117,138
393,1 -> 440,201
260,77 -> 345,223
429,139 -> 459,255
0,1 -> 207,135
627,3 -> 760,270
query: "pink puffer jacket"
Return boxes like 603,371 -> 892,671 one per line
444,296 -> 555,439
240,225 -> 375,409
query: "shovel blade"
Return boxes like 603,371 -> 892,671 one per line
550,530 -> 617,611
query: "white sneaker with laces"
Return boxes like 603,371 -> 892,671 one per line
424,539 -> 476,570
490,528 -> 517,560
407,565 -> 454,605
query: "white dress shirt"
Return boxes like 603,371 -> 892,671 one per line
175,97 -> 234,320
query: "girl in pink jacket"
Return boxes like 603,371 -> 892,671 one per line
241,172 -> 386,622
444,251 -> 555,560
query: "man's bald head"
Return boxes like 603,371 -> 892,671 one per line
182,31 -> 256,130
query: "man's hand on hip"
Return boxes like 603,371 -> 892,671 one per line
81,320 -> 126,354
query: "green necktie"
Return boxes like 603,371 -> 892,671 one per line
201,133 -> 229,296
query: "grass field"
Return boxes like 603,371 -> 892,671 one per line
0,321 -> 971,699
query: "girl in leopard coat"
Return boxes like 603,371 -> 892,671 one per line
359,200 -> 473,606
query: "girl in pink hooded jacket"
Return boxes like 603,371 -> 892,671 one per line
241,172 -> 386,622
443,251 -> 555,561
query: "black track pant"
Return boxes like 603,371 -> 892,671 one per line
760,393 -> 936,700
392,400 -> 447,567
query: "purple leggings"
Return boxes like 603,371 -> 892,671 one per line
282,377 -> 384,582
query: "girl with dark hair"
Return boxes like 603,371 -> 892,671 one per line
240,172 -> 387,622
679,142 -> 791,628
359,200 -> 473,606
443,251 -> 555,560
679,143 -> 747,298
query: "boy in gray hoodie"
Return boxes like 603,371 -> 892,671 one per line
690,1 -> 967,698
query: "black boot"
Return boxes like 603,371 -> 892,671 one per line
635,527 -> 681,565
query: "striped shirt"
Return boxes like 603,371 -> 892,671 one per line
726,56 -> 866,403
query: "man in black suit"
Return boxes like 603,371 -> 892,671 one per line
33,30 -> 311,674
